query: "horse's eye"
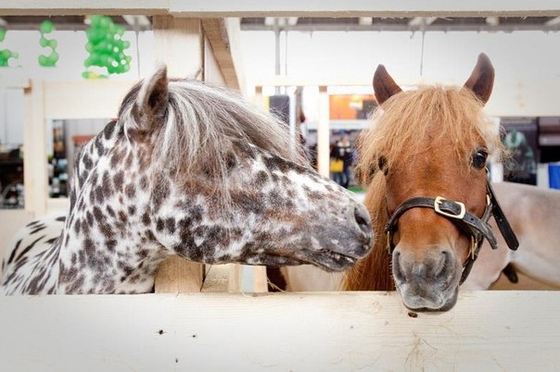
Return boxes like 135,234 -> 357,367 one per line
225,152 -> 237,171
471,150 -> 488,169
378,155 -> 388,176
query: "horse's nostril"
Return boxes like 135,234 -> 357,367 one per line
393,251 -> 406,282
354,206 -> 371,234
436,250 -> 452,279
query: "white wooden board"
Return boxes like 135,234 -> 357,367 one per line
1,1 -> 560,17
0,291 -> 558,371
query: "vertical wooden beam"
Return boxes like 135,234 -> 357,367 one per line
154,256 -> 203,293
152,16 -> 203,78
317,85 -> 330,178
23,81 -> 47,218
200,264 -> 243,292
252,266 -> 269,292
152,16 -> 205,293
201,18 -> 242,90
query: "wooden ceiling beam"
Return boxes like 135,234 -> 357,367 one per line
201,18 -> 243,91
0,0 -> 559,17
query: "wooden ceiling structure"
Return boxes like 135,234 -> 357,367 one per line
1,1 -> 560,32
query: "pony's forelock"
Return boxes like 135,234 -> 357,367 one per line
357,86 -> 503,178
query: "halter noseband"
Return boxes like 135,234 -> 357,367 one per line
384,179 -> 519,284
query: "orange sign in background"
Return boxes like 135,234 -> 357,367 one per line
329,94 -> 377,120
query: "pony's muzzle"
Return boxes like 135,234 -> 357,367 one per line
392,245 -> 461,310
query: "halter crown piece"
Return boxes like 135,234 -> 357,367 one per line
384,179 -> 519,284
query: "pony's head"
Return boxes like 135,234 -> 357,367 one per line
350,54 -> 502,310
76,66 -> 373,275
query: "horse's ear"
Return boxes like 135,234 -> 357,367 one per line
463,53 -> 494,105
133,64 -> 169,132
373,64 -> 403,105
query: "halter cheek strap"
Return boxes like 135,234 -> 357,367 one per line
384,179 -> 519,284
486,181 -> 519,251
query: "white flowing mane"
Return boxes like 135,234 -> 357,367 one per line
118,78 -> 308,182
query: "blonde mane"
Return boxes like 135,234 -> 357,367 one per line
117,78 -> 308,204
343,172 -> 393,290
355,86 -> 503,180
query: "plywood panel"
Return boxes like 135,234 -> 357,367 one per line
0,291 -> 559,371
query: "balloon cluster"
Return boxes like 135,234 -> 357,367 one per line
83,15 -> 131,78
38,20 -> 59,67
0,27 -> 19,67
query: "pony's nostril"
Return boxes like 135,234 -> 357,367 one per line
436,250 -> 452,279
354,206 -> 371,234
393,251 -> 406,282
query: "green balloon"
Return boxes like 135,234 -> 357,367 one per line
0,28 -> 6,42
40,20 -> 55,34
38,55 -> 49,66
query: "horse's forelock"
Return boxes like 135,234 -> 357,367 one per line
118,76 -> 308,198
358,86 -> 502,174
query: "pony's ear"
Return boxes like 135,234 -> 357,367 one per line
373,64 -> 403,105
132,64 -> 169,132
463,53 -> 494,105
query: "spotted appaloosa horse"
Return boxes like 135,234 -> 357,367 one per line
0,65 -> 373,295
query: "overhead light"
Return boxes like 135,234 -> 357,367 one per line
287,17 -> 298,26
545,17 -> 560,26
122,15 -> 151,28
264,17 -> 299,27
486,17 -> 500,26
358,17 -> 372,26
408,17 -> 437,27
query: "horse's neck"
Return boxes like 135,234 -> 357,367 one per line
58,150 -> 171,294
70,121 -> 123,211
57,203 -> 170,294
0,219 -> 64,295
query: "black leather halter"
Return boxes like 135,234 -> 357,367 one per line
384,179 -> 519,284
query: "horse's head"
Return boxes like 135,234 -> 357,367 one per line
104,66 -> 373,273
357,54 -> 503,310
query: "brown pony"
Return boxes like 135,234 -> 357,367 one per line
343,54 -> 513,311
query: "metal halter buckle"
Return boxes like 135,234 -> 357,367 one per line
434,196 -> 466,219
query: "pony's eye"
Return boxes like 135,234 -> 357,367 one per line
471,149 -> 488,169
378,155 -> 388,176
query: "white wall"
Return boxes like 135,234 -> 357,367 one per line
0,29 -> 155,82
1,28 -> 559,117
240,30 -> 560,119
0,88 -> 24,148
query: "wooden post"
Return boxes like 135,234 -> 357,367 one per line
23,81 -> 47,217
152,16 -> 203,78
317,85 -> 330,178
152,16 -> 205,293
154,256 -> 204,293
